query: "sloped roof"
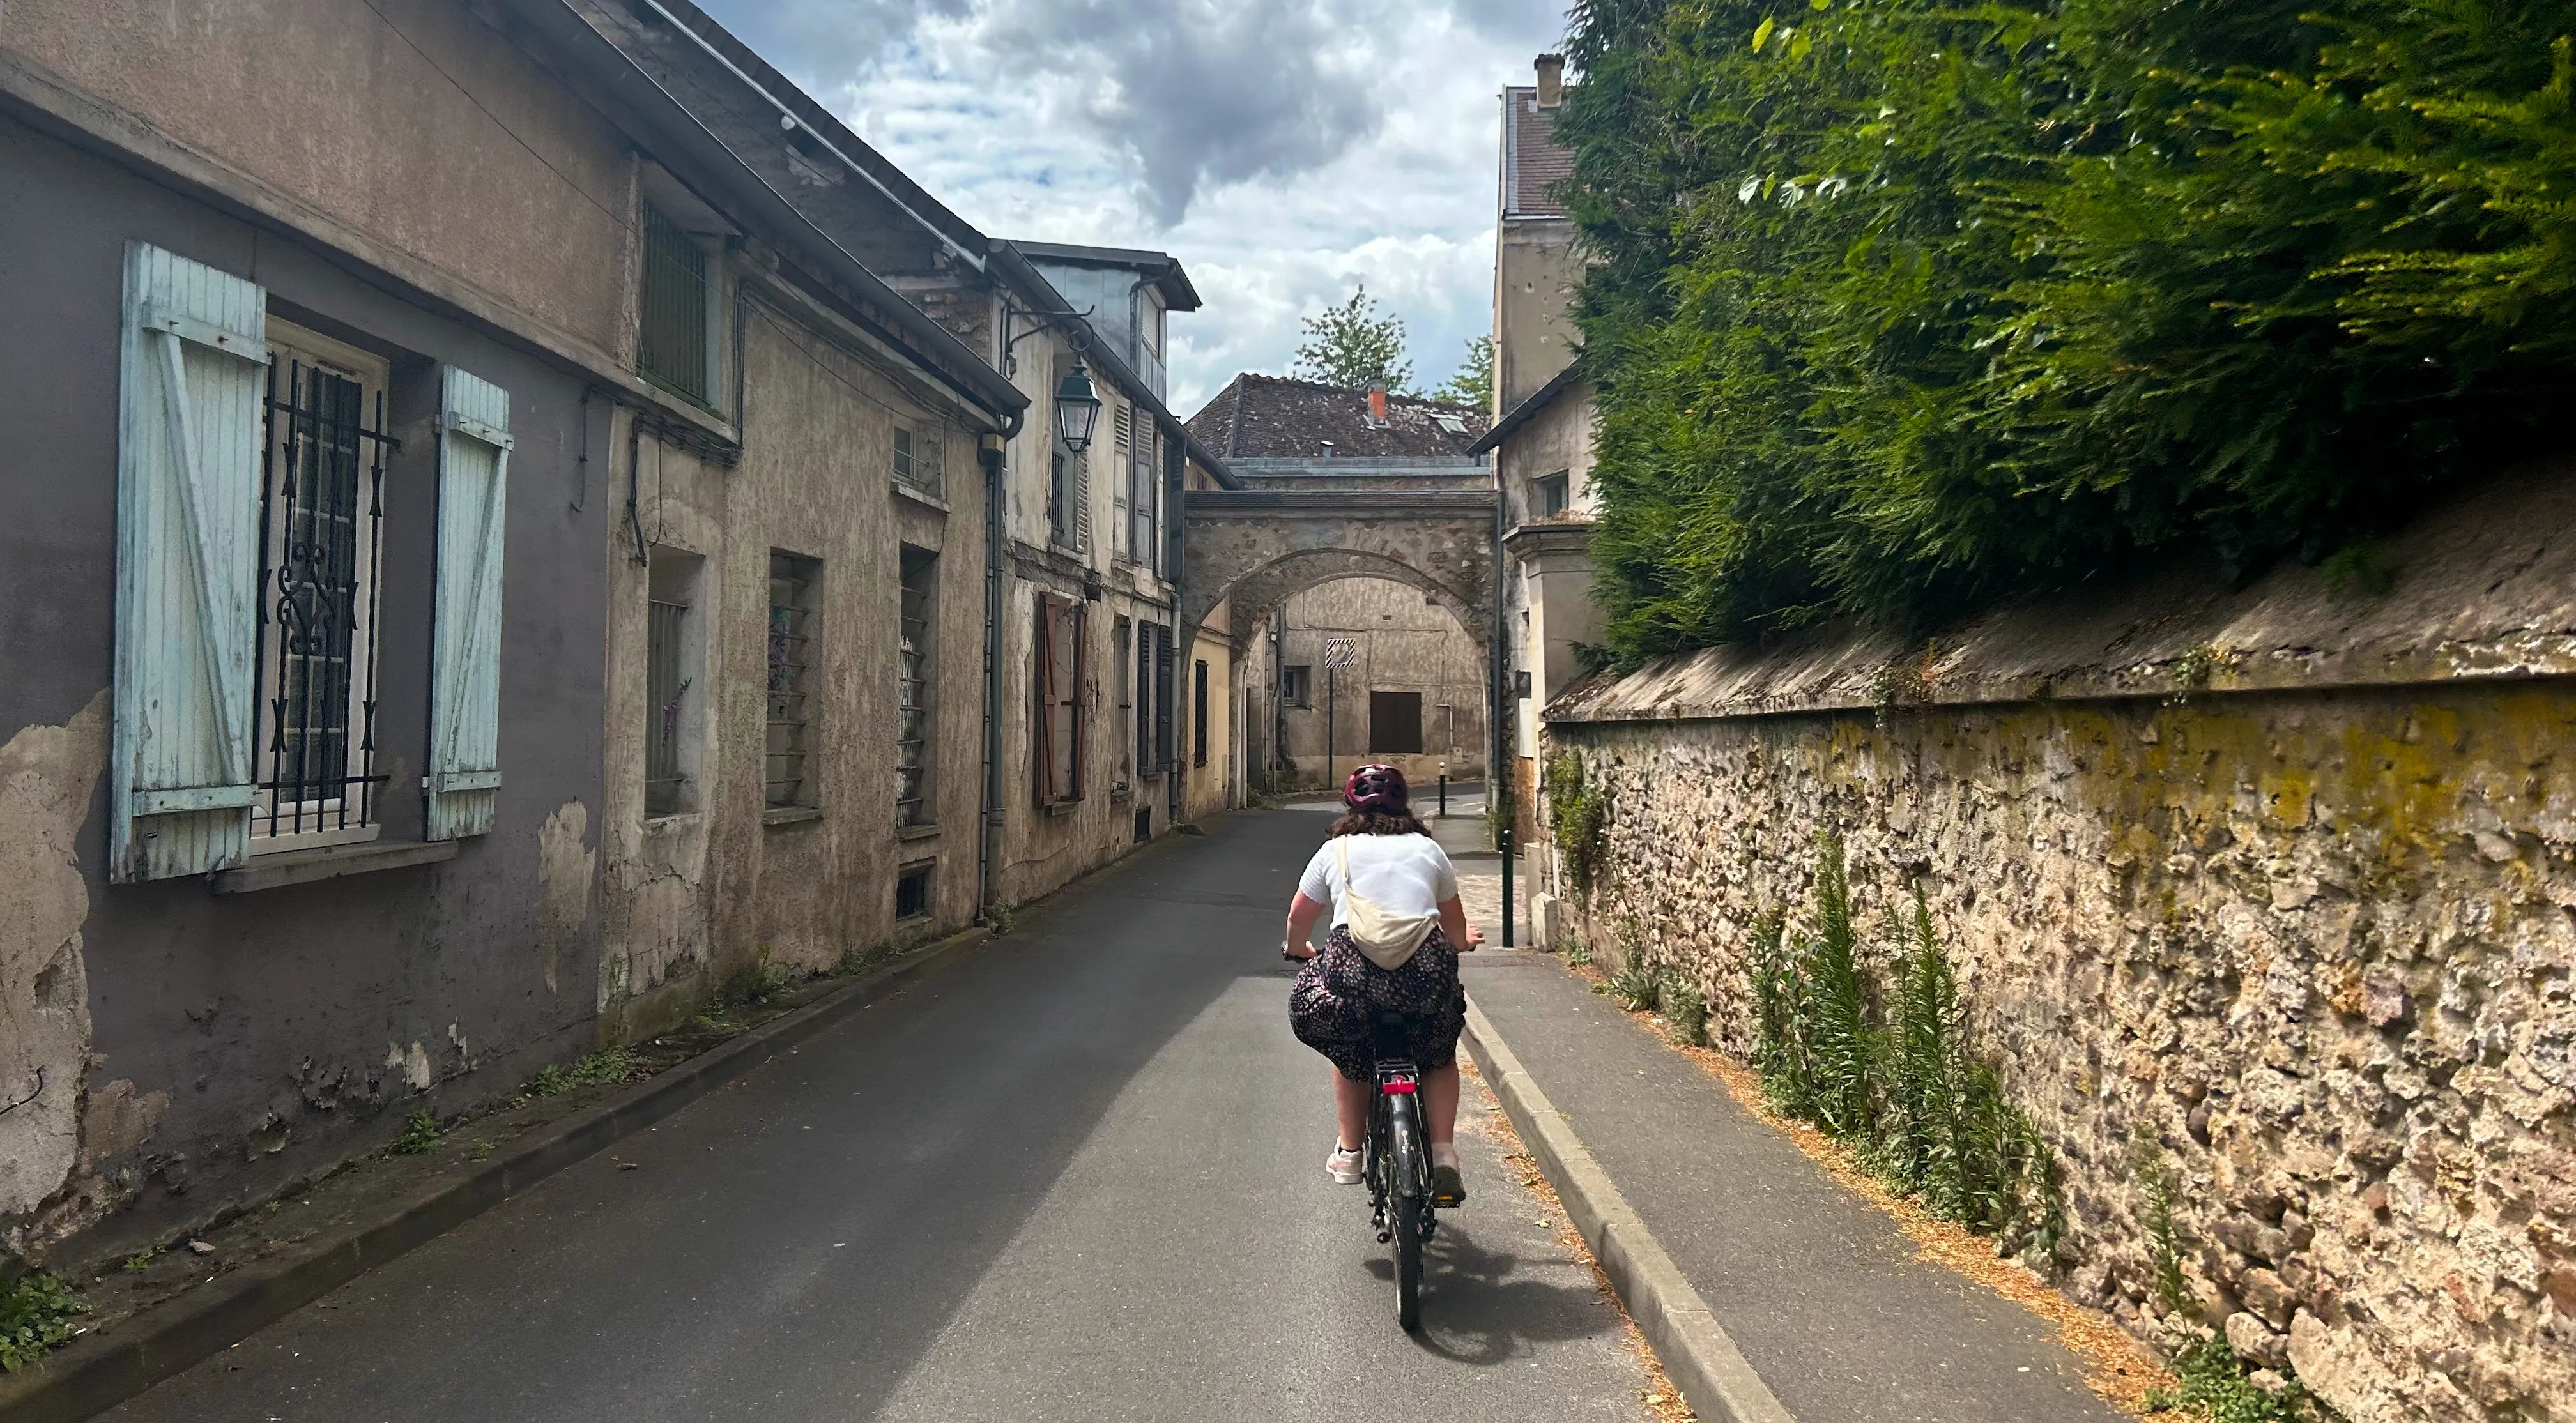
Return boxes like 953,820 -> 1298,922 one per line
1502,86 -> 1575,218
1185,374 -> 1491,460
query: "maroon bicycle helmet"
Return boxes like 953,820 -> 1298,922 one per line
1342,763 -> 1409,813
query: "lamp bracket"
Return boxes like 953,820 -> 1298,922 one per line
1002,303 -> 1096,377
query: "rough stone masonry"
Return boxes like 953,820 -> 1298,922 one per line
1541,465 -> 2576,1423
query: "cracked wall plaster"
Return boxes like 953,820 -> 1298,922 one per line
0,690 -> 108,1222
536,800 -> 595,997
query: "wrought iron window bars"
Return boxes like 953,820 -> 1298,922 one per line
250,356 -> 394,842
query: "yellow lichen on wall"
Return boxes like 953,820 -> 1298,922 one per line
1551,682 -> 2576,1423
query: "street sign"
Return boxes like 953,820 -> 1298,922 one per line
1322,637 -> 1357,669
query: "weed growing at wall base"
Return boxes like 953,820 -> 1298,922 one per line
1751,832 -> 2064,1263
2148,1334 -> 2331,1423
394,1109 -> 443,1155
527,1047 -> 638,1099
0,1268 -> 81,1373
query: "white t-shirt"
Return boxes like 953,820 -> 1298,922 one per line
1298,832 -> 1460,929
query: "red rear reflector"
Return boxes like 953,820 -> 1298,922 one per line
1382,1081 -> 1417,1094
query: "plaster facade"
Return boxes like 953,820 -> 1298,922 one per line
0,105 -> 611,1261
1241,577 -> 1489,790
597,279 -> 993,1042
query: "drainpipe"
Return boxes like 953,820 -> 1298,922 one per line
1166,430 -> 1185,832
1491,482 -> 1512,944
977,418 -> 1017,920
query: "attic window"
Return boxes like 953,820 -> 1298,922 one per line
1432,413 -> 1469,436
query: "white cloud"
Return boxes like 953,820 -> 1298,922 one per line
693,0 -> 1571,413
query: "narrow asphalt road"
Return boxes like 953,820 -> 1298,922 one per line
105,809 -> 1657,1422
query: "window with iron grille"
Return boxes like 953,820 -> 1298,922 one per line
766,551 -> 820,810
645,547 -> 703,816
251,324 -> 394,849
894,425 -> 943,500
1282,664 -> 1312,707
897,547 -> 935,826
896,862 -> 933,920
640,204 -> 712,403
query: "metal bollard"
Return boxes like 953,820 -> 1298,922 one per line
1438,773 -> 1448,817
1499,821 -> 1514,948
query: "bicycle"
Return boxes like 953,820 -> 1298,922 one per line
1364,1010 -> 1436,1330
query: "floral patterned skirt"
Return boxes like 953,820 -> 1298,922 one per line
1289,925 -> 1466,1082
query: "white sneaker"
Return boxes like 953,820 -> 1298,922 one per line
1326,1145 -> 1363,1184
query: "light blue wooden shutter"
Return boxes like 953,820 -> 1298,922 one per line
426,366 -> 510,840
111,243 -> 268,882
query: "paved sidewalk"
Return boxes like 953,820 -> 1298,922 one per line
1460,952 -> 2125,1423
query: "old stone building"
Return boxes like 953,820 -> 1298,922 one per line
1186,374 -> 1492,791
0,0 -> 1032,1262
1476,54 -> 1604,851
0,0 -> 1284,1271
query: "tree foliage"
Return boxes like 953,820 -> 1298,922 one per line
1560,0 -> 2576,658
1433,335 -> 1498,410
1291,284 -> 1415,392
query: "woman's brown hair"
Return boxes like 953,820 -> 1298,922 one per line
1328,809 -> 1429,838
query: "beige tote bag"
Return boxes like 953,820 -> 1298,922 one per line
1336,839 -> 1440,971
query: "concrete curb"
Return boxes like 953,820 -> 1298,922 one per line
1462,993 -> 1798,1423
0,925 -> 990,1423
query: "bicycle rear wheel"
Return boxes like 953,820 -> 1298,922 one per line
1388,1095 -> 1426,1330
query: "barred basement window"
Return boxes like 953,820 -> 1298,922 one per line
251,324 -> 394,849
767,551 -> 820,809
640,204 -> 712,403
895,862 -> 933,920
897,547 -> 936,827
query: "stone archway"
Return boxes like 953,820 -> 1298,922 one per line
1182,485 -> 1499,788
1181,487 -> 1497,666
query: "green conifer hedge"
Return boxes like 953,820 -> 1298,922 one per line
1558,0 -> 2576,658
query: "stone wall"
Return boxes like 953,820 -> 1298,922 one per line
1540,466 -> 2576,1423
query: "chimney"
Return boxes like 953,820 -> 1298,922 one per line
1535,53 -> 1564,110
1367,381 -> 1389,429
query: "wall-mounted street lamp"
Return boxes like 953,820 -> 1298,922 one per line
1055,362 -> 1101,453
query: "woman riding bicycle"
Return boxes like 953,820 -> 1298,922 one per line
1284,764 -> 1483,1206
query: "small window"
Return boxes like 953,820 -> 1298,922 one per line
898,547 -> 935,827
766,552 -> 820,810
894,425 -> 944,499
1370,690 -> 1424,754
1128,427 -> 1158,572
1113,618 -> 1135,791
1534,471 -> 1572,518
1193,658 -> 1210,766
1282,664 -> 1312,708
640,204 -> 712,404
1032,595 -> 1084,804
1433,413 -> 1468,436
895,862 -> 932,920
252,324 -> 395,851
645,547 -> 705,816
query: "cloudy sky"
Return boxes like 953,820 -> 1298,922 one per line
692,0 -> 1574,416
